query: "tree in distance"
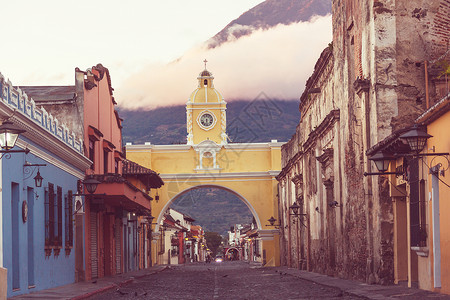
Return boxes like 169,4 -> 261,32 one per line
204,232 -> 223,256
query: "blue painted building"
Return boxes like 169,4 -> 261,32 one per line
0,73 -> 91,297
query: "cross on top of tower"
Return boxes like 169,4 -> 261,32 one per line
203,59 -> 208,70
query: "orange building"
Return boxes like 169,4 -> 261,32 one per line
22,64 -> 163,282
78,65 -> 163,280
416,95 -> 450,293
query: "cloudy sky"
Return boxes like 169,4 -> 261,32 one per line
1,0 -> 332,109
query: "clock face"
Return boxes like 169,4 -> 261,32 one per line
200,113 -> 214,127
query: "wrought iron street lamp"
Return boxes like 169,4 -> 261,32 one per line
0,121 -> 25,151
399,125 -> 432,154
289,202 -> 301,216
83,176 -> 100,194
364,152 -> 403,176
34,170 -> 43,187
23,162 -> 47,187
289,202 -> 308,227
0,121 -> 29,159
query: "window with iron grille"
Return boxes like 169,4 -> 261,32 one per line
103,149 -> 109,174
158,234 -> 165,255
47,183 -> 55,247
55,186 -> 63,248
253,240 -> 260,256
65,191 -> 73,249
418,179 -> 427,247
89,139 -> 95,170
115,159 -> 119,173
45,188 -> 49,247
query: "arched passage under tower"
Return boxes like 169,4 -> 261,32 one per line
126,65 -> 282,267
155,184 -> 261,232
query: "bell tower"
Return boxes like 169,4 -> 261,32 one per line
186,61 -> 228,145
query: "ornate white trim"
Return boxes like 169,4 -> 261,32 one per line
186,102 -> 227,106
159,171 -> 277,180
258,229 -> 279,240
186,109 -> 193,145
0,73 -> 83,154
16,139 -> 88,179
126,144 -> 192,151
194,140 -> 221,169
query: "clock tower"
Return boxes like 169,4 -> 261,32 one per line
186,62 -> 228,145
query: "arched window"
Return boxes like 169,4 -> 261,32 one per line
204,79 -> 208,86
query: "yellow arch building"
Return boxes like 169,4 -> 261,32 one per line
126,66 -> 282,266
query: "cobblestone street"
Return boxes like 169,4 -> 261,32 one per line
87,261 -> 363,300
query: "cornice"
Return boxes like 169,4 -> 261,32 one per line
126,144 -> 192,151
316,148 -> 333,165
0,74 -> 83,153
186,102 -> 227,106
126,141 -> 284,152
10,114 -> 91,172
276,151 -> 303,181
160,171 -> 277,180
303,109 -> 340,152
16,139 -> 88,179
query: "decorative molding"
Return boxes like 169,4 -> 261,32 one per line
276,151 -> 303,180
258,229 -> 279,240
186,109 -> 193,144
353,77 -> 371,96
0,73 -> 83,154
268,170 -> 281,177
291,173 -> 303,185
160,171 -> 277,180
186,102 -> 227,106
303,109 -> 340,152
126,144 -> 192,151
316,148 -> 333,165
194,140 -> 221,169
126,141 -> 284,151
16,139 -> 89,179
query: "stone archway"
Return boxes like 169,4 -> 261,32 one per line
126,141 -> 282,267
154,184 -> 262,232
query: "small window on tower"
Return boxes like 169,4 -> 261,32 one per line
204,79 -> 208,86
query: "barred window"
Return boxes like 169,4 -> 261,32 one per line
65,191 -> 73,249
56,186 -> 63,248
89,139 -> 95,170
103,149 -> 109,174
46,183 -> 55,247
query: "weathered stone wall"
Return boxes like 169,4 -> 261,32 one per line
278,0 -> 446,284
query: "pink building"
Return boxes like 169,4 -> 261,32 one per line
21,64 -> 163,282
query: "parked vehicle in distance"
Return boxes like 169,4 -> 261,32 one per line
215,256 -> 223,263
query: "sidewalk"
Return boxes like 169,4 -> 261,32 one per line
273,266 -> 450,299
8,265 -> 168,300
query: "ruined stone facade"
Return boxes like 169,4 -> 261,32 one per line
277,0 -> 448,284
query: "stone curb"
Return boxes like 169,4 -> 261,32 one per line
273,267 -> 450,300
272,268 -> 370,300
70,266 -> 169,300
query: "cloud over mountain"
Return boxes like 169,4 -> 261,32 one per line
117,15 -> 332,110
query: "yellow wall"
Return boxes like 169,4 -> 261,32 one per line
126,142 -> 282,266
426,109 -> 450,294
127,67 -> 282,266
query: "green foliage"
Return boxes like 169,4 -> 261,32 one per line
204,232 -> 223,256
436,59 -> 450,78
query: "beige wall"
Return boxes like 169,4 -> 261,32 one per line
0,267 -> 6,300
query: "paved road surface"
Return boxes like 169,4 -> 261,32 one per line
87,261 -> 364,300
